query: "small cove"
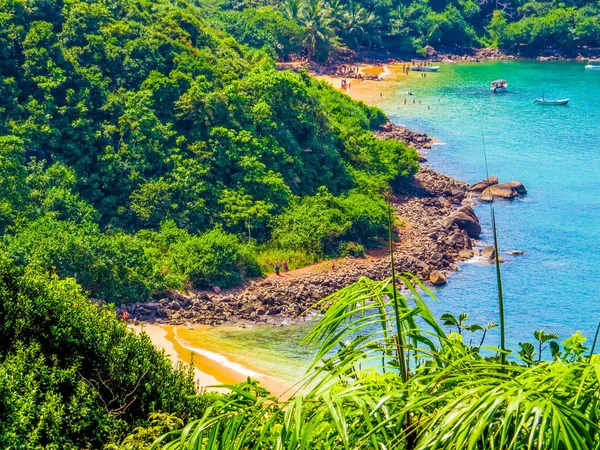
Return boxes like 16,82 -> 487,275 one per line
171,60 -> 600,385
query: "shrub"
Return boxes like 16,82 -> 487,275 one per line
338,241 -> 365,257
169,228 -> 262,288
0,254 -> 203,448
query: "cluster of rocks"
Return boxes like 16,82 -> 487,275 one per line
468,175 -> 527,201
375,122 -> 434,152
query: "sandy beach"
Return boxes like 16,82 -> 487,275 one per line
131,324 -> 294,398
316,63 -> 409,104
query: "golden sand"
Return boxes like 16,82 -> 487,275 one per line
131,324 -> 293,398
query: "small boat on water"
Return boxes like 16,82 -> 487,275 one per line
585,64 -> 600,70
534,97 -> 569,106
411,65 -> 440,72
491,79 -> 508,93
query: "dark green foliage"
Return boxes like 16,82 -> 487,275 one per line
0,254 -> 203,448
271,189 -> 387,256
4,217 -> 168,303
168,228 -> 262,288
0,0 -> 419,294
221,7 -> 305,57
212,0 -> 600,55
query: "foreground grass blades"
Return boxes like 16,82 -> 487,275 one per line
150,275 -> 600,449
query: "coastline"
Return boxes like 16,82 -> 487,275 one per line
131,324 -> 294,398
128,62 -> 490,390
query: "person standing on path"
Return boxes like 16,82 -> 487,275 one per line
283,260 -> 289,272
275,261 -> 280,276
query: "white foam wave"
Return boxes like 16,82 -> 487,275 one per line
379,65 -> 392,79
173,328 -> 268,379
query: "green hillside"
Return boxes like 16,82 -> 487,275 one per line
0,0 -> 418,301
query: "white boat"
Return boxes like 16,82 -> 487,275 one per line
411,65 -> 440,72
490,79 -> 508,93
585,64 -> 600,70
534,98 -> 569,105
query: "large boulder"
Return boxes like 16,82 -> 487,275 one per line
482,246 -> 496,260
480,183 -> 518,201
444,206 -> 481,238
469,176 -> 499,192
507,181 -> 527,195
445,230 -> 472,250
429,270 -> 447,285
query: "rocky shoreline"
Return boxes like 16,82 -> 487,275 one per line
119,124 -> 489,327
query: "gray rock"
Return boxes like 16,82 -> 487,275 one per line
444,206 -> 481,238
470,176 -> 499,192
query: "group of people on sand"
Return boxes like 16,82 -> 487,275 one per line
274,260 -> 289,276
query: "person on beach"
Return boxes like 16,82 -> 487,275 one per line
404,98 -> 407,105
379,92 -> 382,97
283,260 -> 289,272
275,261 -> 280,276
428,106 -> 431,110
332,260 -> 336,271
413,98 -> 416,104
121,311 -> 130,322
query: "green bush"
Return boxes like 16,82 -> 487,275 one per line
0,254 -> 203,448
169,228 -> 262,288
338,241 -> 365,257
4,217 -> 169,303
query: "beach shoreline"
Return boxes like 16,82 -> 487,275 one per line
131,323 -> 294,398
127,62 -> 494,392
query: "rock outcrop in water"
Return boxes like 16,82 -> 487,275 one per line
469,176 -> 527,202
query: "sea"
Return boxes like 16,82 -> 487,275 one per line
177,61 -> 600,384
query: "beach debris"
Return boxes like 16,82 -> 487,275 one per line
429,270 -> 448,285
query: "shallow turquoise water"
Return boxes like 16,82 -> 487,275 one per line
383,60 -> 600,350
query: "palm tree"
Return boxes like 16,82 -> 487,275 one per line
299,0 -> 338,61
343,0 -> 381,50
281,0 -> 305,22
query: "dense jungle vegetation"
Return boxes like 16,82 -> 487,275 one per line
213,0 -> 600,59
2,0 -> 600,447
0,0 -> 421,302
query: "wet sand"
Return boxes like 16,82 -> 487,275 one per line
131,324 -> 293,398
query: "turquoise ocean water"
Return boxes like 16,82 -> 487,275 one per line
383,60 -> 600,350
188,61 -> 600,383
